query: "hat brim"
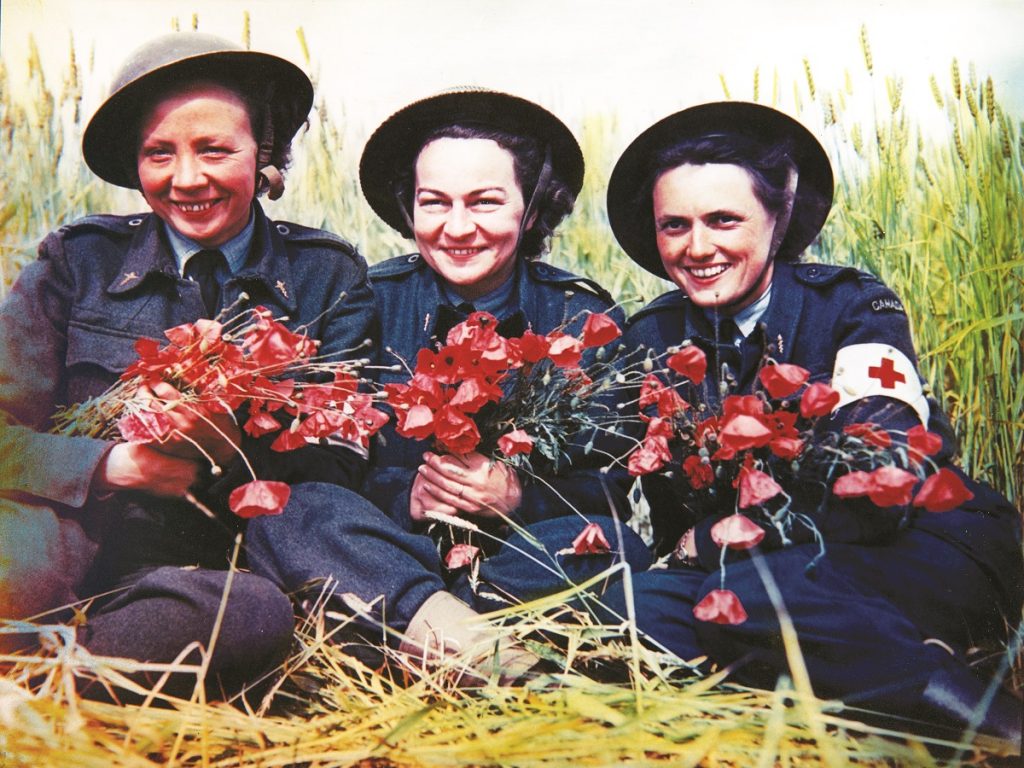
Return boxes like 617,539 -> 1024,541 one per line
359,89 -> 584,237
83,49 -> 313,189
606,101 -> 834,280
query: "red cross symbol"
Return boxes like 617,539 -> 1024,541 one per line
868,357 -> 906,389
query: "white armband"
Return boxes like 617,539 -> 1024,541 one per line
831,343 -> 930,426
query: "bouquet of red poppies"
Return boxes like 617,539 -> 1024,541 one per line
55,306 -> 387,517
384,309 -> 624,475
625,343 -> 972,625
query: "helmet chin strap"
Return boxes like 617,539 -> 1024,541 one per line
514,144 -> 553,257
718,165 -> 799,314
255,89 -> 285,200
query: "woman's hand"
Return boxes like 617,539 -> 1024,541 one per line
138,381 -> 241,469
94,442 -> 201,498
409,451 -> 522,522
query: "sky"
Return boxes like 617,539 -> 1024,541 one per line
3,0 -> 1023,159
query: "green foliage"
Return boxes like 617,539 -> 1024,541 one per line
1,29 -> 1020,505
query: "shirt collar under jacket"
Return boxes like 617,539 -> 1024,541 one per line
702,285 -> 773,339
165,206 -> 256,276
439,272 -> 517,319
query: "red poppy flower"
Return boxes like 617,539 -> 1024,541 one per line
866,465 -> 918,506
832,470 -> 875,499
711,513 -> 766,550
571,522 -> 611,555
228,480 -> 290,518
165,317 -> 225,350
800,382 -> 840,419
444,543 -> 481,570
244,315 -> 318,376
414,347 -> 462,385
683,455 -> 715,489
912,468 -> 974,513
845,422 -> 893,449
396,403 -> 437,440
627,436 -> 671,476
719,413 -> 774,452
117,409 -> 173,443
693,589 -> 748,625
434,405 -> 482,454
498,428 -> 534,457
639,374 -> 667,410
546,333 -> 584,368
907,425 -> 943,464
769,436 -> 805,460
758,363 -> 810,399
514,331 -> 551,364
446,311 -> 499,347
243,410 -> 282,438
581,312 -> 622,348
270,427 -> 307,452
449,376 -> 503,413
643,416 -> 675,441
737,466 -> 783,508
722,394 -> 765,418
666,345 -> 707,384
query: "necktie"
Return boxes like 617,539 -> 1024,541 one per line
185,249 -> 226,318
717,317 -> 742,349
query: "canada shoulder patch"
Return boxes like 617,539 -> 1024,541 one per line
869,296 -> 906,313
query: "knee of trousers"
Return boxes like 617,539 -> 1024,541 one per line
205,572 -> 295,673
0,498 -> 96,626
87,567 -> 296,675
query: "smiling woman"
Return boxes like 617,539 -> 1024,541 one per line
597,99 -> 1024,745
411,136 -> 527,300
135,82 -> 260,247
0,31 -> 380,699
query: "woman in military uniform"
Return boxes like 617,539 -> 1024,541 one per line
247,90 -> 649,682
0,32 -> 377,698
599,102 -> 1022,742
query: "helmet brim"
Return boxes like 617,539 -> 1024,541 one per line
359,88 -> 584,237
606,101 -> 834,280
83,34 -> 313,189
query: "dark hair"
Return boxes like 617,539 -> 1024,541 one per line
639,132 -> 801,260
394,123 -> 576,260
127,68 -> 300,189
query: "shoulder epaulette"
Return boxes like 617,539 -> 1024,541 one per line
526,261 -> 612,302
272,220 -> 358,257
793,262 -> 869,287
368,253 -> 425,279
59,213 -> 148,238
628,289 -> 689,324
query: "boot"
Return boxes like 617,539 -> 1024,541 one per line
398,591 -> 538,686
920,666 -> 1022,752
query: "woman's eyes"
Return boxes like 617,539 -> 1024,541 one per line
658,218 -> 689,233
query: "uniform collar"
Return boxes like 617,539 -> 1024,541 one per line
164,207 -> 255,276
757,262 -> 804,363
106,203 -> 297,313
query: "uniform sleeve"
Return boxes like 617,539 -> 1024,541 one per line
0,233 -> 112,507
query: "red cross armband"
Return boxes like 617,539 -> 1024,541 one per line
831,343 -> 930,426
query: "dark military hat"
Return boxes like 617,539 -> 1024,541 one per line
606,101 -> 834,279
359,88 -> 584,236
83,32 -> 313,188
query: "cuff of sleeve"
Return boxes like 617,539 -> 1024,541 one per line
1,427 -> 112,508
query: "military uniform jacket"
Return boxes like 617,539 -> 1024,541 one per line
624,261 -> 1021,615
0,203 -> 377,590
364,253 -> 624,527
